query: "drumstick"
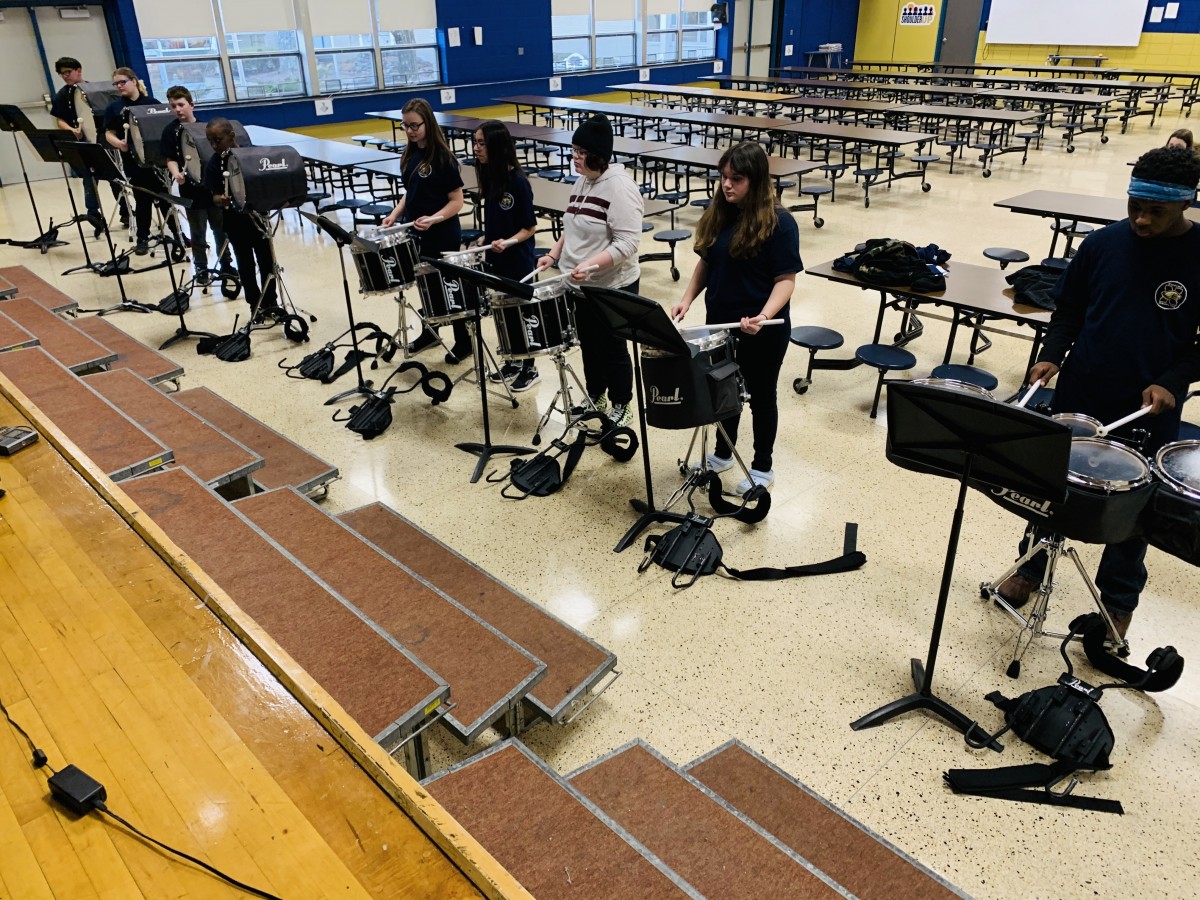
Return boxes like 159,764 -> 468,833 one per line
499,238 -> 518,248
1015,380 -> 1043,409
1097,405 -> 1154,437
679,318 -> 785,334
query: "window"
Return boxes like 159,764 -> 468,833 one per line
647,1 -> 682,64
551,0 -> 715,73
552,3 -> 593,73
596,2 -> 637,70
682,6 -> 716,60
133,1 -> 228,103
219,1 -> 306,99
378,0 -> 441,88
309,0 -> 378,93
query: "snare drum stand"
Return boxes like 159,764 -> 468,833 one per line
531,346 -> 592,446
250,210 -> 317,329
666,423 -> 755,510
982,530 -> 1131,676
456,312 -> 532,483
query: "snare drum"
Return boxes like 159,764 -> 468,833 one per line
125,104 -> 174,167
357,226 -> 420,290
71,82 -> 118,143
1042,437 -> 1154,544
491,280 -> 576,359
911,377 -> 995,400
1053,412 -> 1103,437
640,330 -> 742,430
1143,440 -> 1200,566
416,254 -> 487,324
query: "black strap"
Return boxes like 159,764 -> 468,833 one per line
1072,613 -> 1184,692
944,762 -> 1124,814
705,474 -> 772,524
717,523 -> 867,580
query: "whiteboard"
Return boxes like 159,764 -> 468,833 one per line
986,0 -> 1149,46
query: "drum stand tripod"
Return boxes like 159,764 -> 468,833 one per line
531,345 -> 591,446
982,530 -> 1131,677
455,311 -> 531,482
662,423 -> 755,511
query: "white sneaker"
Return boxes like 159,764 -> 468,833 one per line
705,453 -> 734,473
735,468 -> 774,494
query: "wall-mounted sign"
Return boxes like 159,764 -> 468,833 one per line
899,3 -> 936,26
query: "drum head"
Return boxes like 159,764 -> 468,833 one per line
911,377 -> 994,399
1154,440 -> 1200,501
1068,437 -> 1150,492
1053,412 -> 1103,437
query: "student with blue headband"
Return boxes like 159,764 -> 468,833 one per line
998,147 -> 1200,642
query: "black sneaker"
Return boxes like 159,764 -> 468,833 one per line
489,362 -> 522,383
134,243 -> 150,256
445,344 -> 472,365
510,366 -> 541,392
406,329 -> 438,354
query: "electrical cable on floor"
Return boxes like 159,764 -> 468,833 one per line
2,692 -> 284,900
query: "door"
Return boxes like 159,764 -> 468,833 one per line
0,6 -> 114,186
938,0 -> 984,67
731,0 -> 776,77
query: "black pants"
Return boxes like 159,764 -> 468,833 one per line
225,212 -> 276,309
575,278 -> 637,406
127,165 -> 162,244
714,323 -> 790,472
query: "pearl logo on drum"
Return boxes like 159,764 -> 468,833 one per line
259,157 -> 289,171
649,385 -> 683,405
990,486 -> 1053,516
1155,280 -> 1186,310
522,314 -> 543,348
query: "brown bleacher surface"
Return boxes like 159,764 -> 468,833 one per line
175,386 -> 339,494
73,315 -> 184,386
0,264 -> 79,313
338,502 -> 616,723
84,369 -> 263,491
236,487 -> 545,741
0,314 -> 38,352
121,467 -> 449,747
0,346 -> 171,480
0,297 -> 115,372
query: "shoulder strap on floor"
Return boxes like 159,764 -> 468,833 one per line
718,522 -> 866,580
944,761 -> 1123,814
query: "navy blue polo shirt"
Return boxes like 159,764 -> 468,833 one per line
483,168 -> 536,281
401,145 -> 463,256
701,207 -> 803,323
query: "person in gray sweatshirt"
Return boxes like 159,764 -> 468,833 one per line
536,114 -> 644,427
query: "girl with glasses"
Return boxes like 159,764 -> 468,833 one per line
474,120 -> 540,391
103,67 -> 167,254
382,98 -> 470,363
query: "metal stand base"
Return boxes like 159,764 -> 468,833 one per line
981,531 -> 1130,677
531,345 -> 589,446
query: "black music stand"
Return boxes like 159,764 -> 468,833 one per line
299,211 -> 376,404
578,284 -> 694,552
50,141 -> 156,314
0,105 -> 67,252
850,381 -> 1071,749
24,129 -> 101,271
423,257 -> 533,482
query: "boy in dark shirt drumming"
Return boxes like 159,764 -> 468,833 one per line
998,147 -> 1200,642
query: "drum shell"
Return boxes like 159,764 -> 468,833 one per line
180,120 -> 251,182
416,260 -> 486,324
1053,412 -> 1103,437
72,82 -> 118,143
981,438 -> 1153,544
225,146 -> 307,212
491,287 -> 575,359
641,335 -> 741,430
350,233 -> 419,293
1141,440 -> 1200,566
126,104 -> 174,167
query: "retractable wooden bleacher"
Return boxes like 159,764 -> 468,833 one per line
234,487 -> 548,742
120,466 -> 451,774
338,501 -> 618,727
0,314 -> 38,353
0,297 -> 115,372
74,314 -> 184,387
0,265 -> 78,313
0,347 -> 172,480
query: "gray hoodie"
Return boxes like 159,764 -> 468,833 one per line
559,163 -> 644,289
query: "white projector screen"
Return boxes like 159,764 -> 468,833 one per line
986,0 -> 1149,46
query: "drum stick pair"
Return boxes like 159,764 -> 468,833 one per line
519,264 -> 599,285
1016,379 -> 1155,434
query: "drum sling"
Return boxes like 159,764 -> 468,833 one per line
946,616 -> 1184,813
496,414 -> 637,499
332,360 -> 453,439
279,322 -> 389,384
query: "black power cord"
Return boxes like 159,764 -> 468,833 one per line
2,693 -> 283,900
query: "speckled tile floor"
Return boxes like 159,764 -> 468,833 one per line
3,101 -> 1198,900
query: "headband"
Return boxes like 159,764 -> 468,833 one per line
1128,177 -> 1196,202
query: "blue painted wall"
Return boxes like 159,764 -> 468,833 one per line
776,0 -> 860,69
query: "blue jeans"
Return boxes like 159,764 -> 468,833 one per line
1016,527 -> 1148,614
70,164 -> 101,219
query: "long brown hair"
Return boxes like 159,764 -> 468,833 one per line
475,119 -> 524,202
694,142 -> 778,259
400,97 -> 455,174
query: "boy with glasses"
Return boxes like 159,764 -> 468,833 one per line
49,56 -> 103,235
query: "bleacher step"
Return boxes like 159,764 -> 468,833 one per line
235,487 -> 545,742
425,740 -> 698,899
0,298 -> 115,372
175,386 -> 338,496
686,740 -> 964,899
337,501 -> 616,724
73,315 -> 184,387
0,265 -> 78,313
567,741 -> 842,899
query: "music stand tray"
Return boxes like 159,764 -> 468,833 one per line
851,381 -> 1070,749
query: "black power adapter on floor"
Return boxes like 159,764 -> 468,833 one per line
48,764 -> 107,815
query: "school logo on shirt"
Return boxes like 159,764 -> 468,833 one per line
500,192 -> 514,211
1155,280 -> 1187,310
417,162 -> 432,178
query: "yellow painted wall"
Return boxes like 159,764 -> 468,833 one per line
975,32 -> 1200,74
856,1 -> 944,63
